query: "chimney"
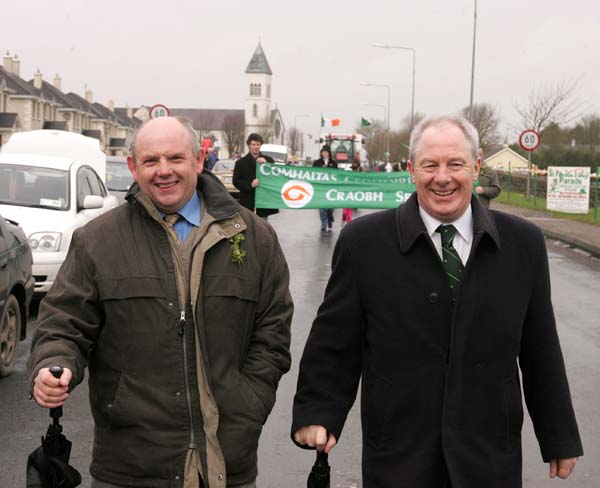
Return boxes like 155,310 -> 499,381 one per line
33,69 -> 43,90
108,99 -> 115,112
3,51 -> 12,73
127,105 -> 133,118
11,54 -> 20,76
53,74 -> 62,91
85,87 -> 93,103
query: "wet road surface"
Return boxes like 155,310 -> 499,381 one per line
1,208 -> 598,487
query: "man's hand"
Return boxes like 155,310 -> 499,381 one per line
294,425 -> 337,453
251,178 -> 260,188
475,186 -> 484,194
256,157 -> 267,164
549,457 -> 578,479
33,367 -> 72,408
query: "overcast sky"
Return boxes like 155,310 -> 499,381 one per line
3,0 -> 600,152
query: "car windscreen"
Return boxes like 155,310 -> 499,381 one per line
212,161 -> 235,171
261,151 -> 288,164
106,162 -> 134,191
0,164 -> 69,210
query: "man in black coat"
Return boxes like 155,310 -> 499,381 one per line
312,145 -> 338,231
292,115 -> 582,487
233,133 -> 278,219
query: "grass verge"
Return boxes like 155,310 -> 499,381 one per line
496,191 -> 600,226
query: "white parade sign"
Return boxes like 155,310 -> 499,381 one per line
149,104 -> 170,119
519,130 -> 541,151
547,166 -> 591,214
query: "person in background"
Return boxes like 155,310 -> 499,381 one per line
343,154 -> 362,224
312,145 -> 338,231
233,133 -> 279,220
205,147 -> 219,171
475,151 -> 501,207
292,114 -> 582,488
28,117 -> 293,488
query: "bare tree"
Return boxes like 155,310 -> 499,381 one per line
222,114 -> 245,158
288,126 -> 302,156
513,79 -> 581,133
256,114 -> 274,143
356,119 -> 386,163
460,103 -> 500,150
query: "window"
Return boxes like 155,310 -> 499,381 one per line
267,84 -> 271,98
250,83 -> 262,97
76,167 -> 94,208
252,104 -> 257,118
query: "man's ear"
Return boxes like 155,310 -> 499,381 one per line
127,155 -> 139,182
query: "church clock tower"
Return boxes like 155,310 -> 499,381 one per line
244,42 -> 273,139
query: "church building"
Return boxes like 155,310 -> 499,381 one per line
169,42 -> 286,159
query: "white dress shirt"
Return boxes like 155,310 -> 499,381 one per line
419,205 -> 473,266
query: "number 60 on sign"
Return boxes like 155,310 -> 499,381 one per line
519,130 -> 541,151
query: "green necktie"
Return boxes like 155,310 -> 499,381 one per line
436,224 -> 464,304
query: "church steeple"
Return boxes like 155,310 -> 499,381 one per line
245,42 -> 272,75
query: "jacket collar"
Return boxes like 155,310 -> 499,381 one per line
126,169 -> 241,222
396,193 -> 500,253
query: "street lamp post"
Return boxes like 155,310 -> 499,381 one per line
373,43 -> 416,133
468,0 -> 478,121
293,113 -> 310,157
361,82 -> 390,161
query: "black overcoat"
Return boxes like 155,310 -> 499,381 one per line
232,152 -> 278,217
292,194 -> 582,488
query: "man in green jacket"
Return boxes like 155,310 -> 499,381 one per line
475,159 -> 501,207
27,116 -> 293,488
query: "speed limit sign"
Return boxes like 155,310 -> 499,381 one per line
519,130 -> 541,151
149,104 -> 170,119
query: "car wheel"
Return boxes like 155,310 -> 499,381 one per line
0,294 -> 21,377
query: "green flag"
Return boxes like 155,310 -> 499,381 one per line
360,116 -> 373,127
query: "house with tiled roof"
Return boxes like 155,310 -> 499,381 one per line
1,51 -> 139,153
0,74 -> 21,146
1,53 -> 60,134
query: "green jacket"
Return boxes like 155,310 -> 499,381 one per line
27,170 -> 293,487
476,165 -> 501,207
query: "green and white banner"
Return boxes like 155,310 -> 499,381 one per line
255,163 -> 415,209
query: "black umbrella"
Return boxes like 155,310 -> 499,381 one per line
307,450 -> 330,488
26,366 -> 82,488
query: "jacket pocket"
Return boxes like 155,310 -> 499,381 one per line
98,276 -> 165,300
503,372 -> 524,448
363,375 -> 393,450
203,274 -> 259,302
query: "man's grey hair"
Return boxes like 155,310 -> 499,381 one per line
129,116 -> 200,163
408,114 -> 480,163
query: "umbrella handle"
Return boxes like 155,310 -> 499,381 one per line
49,366 -> 64,422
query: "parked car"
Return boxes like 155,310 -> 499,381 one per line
106,156 -> 134,201
212,159 -> 239,199
0,214 -> 34,377
0,131 -> 119,296
260,144 -> 289,165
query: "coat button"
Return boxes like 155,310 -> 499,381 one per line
428,291 -> 439,303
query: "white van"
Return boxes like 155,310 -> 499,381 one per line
260,144 -> 289,164
0,130 -> 119,295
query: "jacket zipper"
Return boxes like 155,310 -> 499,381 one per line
179,309 -> 196,449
